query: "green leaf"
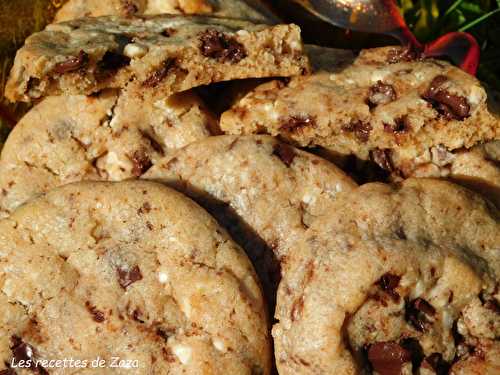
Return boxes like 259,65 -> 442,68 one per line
459,8 -> 500,31
444,0 -> 466,17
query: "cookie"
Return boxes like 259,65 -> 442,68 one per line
0,89 -> 216,218
5,15 -> 308,102
143,135 -> 357,307
220,45 -> 499,179
273,178 -> 500,375
54,0 -> 279,24
412,141 -> 500,207
0,180 -> 271,374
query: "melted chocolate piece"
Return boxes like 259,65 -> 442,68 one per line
95,50 -> 131,82
272,143 -> 297,167
85,301 -> 106,323
376,273 -> 401,302
53,50 -> 88,74
280,116 -> 316,132
129,150 -> 152,177
142,58 -> 176,88
405,298 -> 435,332
199,29 -> 247,63
368,341 -> 411,375
421,353 -> 451,375
342,120 -> 372,142
423,75 -> 470,120
117,265 -> 143,289
10,336 -> 47,374
368,81 -> 397,108
370,149 -> 394,172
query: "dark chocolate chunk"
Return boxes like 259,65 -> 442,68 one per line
142,58 -> 175,88
370,149 -> 394,172
421,353 -> 451,375
342,120 -> 372,142
280,116 -> 316,133
367,341 -> 411,375
199,29 -> 247,63
53,50 -> 88,74
367,81 -> 397,107
95,51 -> 131,82
376,273 -> 401,302
405,298 -> 435,332
423,75 -> 470,120
85,301 -> 106,323
10,336 -> 48,374
10,336 -> 34,364
129,150 -> 152,177
117,265 -> 143,289
272,143 -> 297,167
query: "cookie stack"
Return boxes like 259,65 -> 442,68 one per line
0,1 -> 498,374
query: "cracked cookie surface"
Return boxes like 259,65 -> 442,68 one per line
6,15 -> 308,102
220,46 -> 499,179
0,180 -> 271,374
144,135 -> 357,308
273,178 -> 499,375
54,0 -> 279,24
0,89 -> 216,218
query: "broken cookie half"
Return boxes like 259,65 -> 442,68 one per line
6,15 -> 308,102
221,45 -> 499,182
54,0 -> 280,24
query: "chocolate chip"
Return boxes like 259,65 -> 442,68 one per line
142,58 -> 176,88
161,28 -> 176,37
156,328 -> 173,341
387,47 -> 420,64
132,308 -> 145,323
53,50 -> 88,74
342,120 -> 372,142
129,150 -> 152,176
272,143 -> 296,167
423,75 -> 470,120
123,1 -> 139,16
94,50 -> 131,82
290,296 -> 304,322
421,353 -> 451,375
199,29 -> 247,63
138,202 -> 151,215
376,273 -> 401,302
280,115 -> 316,133
367,81 -> 397,108
405,298 -> 435,332
385,115 -> 412,134
10,336 -> 47,374
370,149 -> 394,172
117,265 -> 143,289
0,369 -> 16,375
367,341 -> 411,375
85,301 -> 105,323
10,336 -> 34,364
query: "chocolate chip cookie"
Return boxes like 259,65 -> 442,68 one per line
413,140 -> 500,207
55,0 -> 279,24
143,135 -> 357,307
0,180 -> 271,374
274,178 -> 499,375
6,15 -> 308,102
221,45 -> 499,179
0,89 -> 216,218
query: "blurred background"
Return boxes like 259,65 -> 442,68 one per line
1,0 -> 500,146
